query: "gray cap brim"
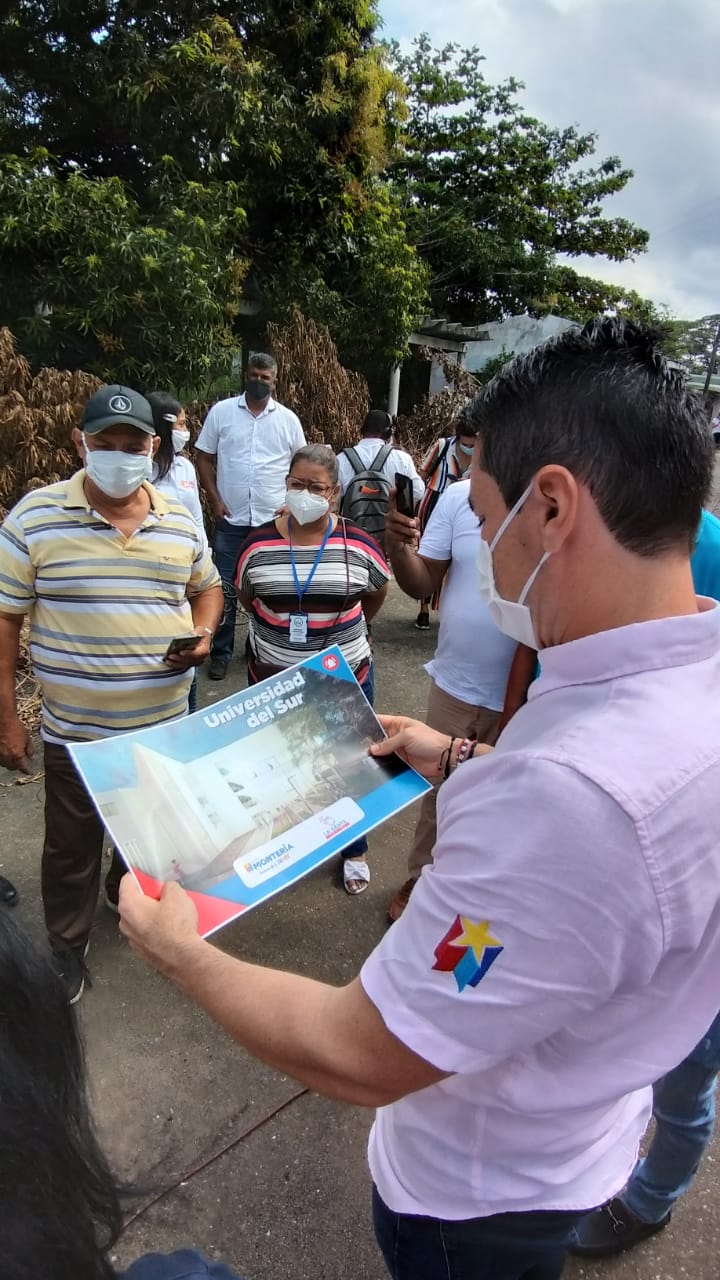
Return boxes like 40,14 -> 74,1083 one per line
83,414 -> 156,436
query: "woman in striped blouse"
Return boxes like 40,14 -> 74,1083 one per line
236,444 -> 390,894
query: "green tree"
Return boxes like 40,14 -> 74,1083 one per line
0,152 -> 248,386
388,35 -> 649,324
662,315 -> 720,376
0,3 -> 427,375
533,266 -> 668,327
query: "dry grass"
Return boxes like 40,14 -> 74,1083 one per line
0,328 -> 102,742
267,312 -> 369,451
0,327 -> 101,520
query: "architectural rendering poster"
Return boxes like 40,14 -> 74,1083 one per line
70,647 -> 431,937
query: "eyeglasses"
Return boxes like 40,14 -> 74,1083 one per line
287,477 -> 334,497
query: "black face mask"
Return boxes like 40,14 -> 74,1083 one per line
245,377 -> 271,402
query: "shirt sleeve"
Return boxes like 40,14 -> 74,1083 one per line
195,405 -> 220,456
361,752 -> 659,1075
337,452 -> 352,496
418,485 -> 456,561
290,412 -> 306,449
0,505 -> 36,614
187,527 -> 220,595
420,439 -> 441,478
360,534 -> 391,592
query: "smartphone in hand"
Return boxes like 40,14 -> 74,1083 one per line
395,472 -> 415,518
164,634 -> 202,661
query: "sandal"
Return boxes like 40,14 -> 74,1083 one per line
343,858 -> 370,895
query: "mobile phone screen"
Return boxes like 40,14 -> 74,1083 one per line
164,634 -> 202,660
395,472 -> 415,517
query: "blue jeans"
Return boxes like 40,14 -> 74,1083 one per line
373,1187 -> 584,1280
622,1009 -> 720,1223
211,519 -> 251,663
123,1248 -> 244,1279
188,671 -> 198,714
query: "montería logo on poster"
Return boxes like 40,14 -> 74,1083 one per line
234,797 -> 365,889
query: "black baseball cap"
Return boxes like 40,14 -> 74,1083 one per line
82,385 -> 156,436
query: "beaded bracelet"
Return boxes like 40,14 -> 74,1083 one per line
456,737 -> 477,767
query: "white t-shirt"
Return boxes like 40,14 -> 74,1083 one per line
195,394 -> 305,527
420,481 -> 516,710
337,438 -> 425,506
152,455 -> 207,554
361,604 -> 720,1220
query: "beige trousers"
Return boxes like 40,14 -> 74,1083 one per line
407,679 -> 500,879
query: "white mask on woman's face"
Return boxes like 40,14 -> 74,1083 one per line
171,429 -> 191,453
476,483 -> 551,649
285,489 -> 330,525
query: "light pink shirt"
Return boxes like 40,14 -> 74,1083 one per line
362,603 -> 720,1219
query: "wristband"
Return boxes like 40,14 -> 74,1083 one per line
456,737 -> 477,767
199,627 -> 214,638
440,737 -> 456,780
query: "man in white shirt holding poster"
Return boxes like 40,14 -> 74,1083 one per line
120,321 -> 720,1280
195,353 -> 305,680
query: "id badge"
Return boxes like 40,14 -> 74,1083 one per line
288,612 -> 308,645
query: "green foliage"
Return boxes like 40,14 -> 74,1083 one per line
661,315 -> 720,375
0,153 -> 248,386
533,266 -> 668,327
0,2 -> 426,374
388,35 -> 649,324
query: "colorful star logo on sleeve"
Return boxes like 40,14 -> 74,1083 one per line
433,915 -> 504,992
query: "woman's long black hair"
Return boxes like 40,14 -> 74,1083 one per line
146,391 -> 184,482
0,912 -> 123,1279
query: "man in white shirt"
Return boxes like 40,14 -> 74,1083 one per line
337,411 -> 424,548
120,320 -> 720,1280
384,476 -> 517,921
195,354 -> 305,680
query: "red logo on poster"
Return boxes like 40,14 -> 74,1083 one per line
322,653 -> 340,671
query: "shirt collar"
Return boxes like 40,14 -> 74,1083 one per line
531,600 -> 720,698
239,393 -> 276,414
64,469 -> 169,516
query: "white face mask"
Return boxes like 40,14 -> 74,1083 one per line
83,434 -> 154,499
285,488 -> 330,526
477,483 -> 551,649
171,429 -> 191,453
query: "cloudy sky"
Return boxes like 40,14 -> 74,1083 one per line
379,0 -> 720,320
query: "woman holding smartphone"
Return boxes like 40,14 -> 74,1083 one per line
236,444 -> 390,894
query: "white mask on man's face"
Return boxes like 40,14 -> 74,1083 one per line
476,483 -> 551,649
83,434 -> 154,499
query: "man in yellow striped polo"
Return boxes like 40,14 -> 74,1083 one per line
0,385 -> 223,1002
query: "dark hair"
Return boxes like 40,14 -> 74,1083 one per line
289,443 -> 339,485
469,318 -> 713,555
453,403 -> 477,439
247,352 -> 277,376
146,391 -> 183,481
360,410 -> 393,441
0,913 -> 122,1280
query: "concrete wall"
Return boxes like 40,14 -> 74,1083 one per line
428,313 -> 577,395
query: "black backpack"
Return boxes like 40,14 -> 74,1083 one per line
340,443 -> 394,546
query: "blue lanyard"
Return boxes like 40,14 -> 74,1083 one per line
289,516 -> 333,608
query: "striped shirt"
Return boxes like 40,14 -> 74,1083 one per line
237,518 -> 390,676
0,471 -> 220,743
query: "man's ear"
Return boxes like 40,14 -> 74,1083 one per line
71,427 -> 86,462
535,465 -> 579,553
151,435 -> 161,457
